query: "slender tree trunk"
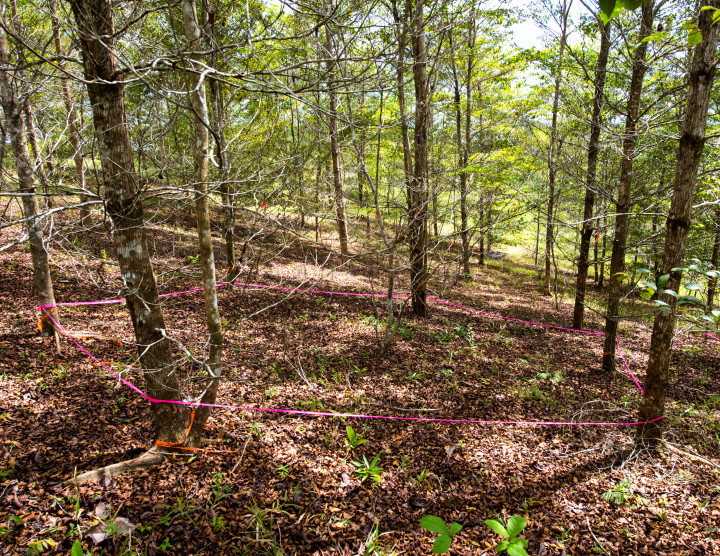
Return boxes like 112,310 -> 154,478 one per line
8,0 -> 51,209
69,0 -> 184,444
637,0 -> 719,446
544,0 -> 570,296
323,2 -> 349,262
450,21 -> 474,277
408,0 -> 429,317
391,0 -> 412,213
181,0 -> 223,446
602,1 -> 655,371
599,216 -> 606,288
49,0 -> 88,223
0,17 -> 58,339
573,21 -> 611,329
707,206 -> 720,311
206,11 -> 234,274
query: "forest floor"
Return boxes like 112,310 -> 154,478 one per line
1,208 -> 720,555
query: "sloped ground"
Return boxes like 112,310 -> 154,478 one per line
1,212 -> 719,555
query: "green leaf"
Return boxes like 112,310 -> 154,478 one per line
706,270 -> 720,278
599,0 -> 616,17
712,310 -> 720,319
662,289 -> 678,298
635,268 -> 651,275
449,522 -> 462,536
507,516 -> 527,538
619,0 -> 643,8
657,274 -> 670,289
346,426 -> 355,440
497,540 -> 509,551
433,534 -> 452,554
652,300 -> 669,307
485,519 -> 509,538
678,295 -> 705,306
670,267 -> 687,273
685,283 -> 702,291
420,515 -> 449,536
688,26 -> 702,47
71,540 -> 84,556
507,540 -> 530,556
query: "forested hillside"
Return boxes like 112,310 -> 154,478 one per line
0,0 -> 719,554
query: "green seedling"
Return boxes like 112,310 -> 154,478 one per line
419,515 -> 462,554
485,515 -> 529,556
345,426 -> 369,450
352,453 -> 382,484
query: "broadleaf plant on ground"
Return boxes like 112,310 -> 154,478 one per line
419,515 -> 462,554
485,515 -> 529,556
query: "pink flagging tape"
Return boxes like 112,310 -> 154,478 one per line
426,297 -> 644,393
37,281 -> 659,426
39,309 -> 662,428
707,332 -> 720,342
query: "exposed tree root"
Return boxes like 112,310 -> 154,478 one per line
663,441 -> 720,471
67,447 -> 168,485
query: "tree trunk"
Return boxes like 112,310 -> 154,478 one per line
0,17 -> 58,339
450,20 -> 474,277
573,20 -> 611,329
602,1 -> 655,372
637,0 -> 719,447
707,206 -> 720,311
49,0 -> 88,223
544,0 -> 570,296
181,0 -> 223,446
323,2 -> 349,263
206,11 -> 234,274
69,0 -> 185,444
408,0 -> 429,317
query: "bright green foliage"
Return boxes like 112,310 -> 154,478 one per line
485,515 -> 529,556
419,515 -> 463,554
351,453 -> 382,484
345,425 -> 369,450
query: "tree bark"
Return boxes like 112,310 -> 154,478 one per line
0,16 -> 58,339
602,1 -> 655,371
573,20 -> 611,329
323,1 -> 349,263
181,0 -> 223,447
68,0 -> 185,444
637,0 -> 719,447
408,0 -> 429,317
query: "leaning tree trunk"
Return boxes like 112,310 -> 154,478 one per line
69,0 -> 185,444
0,16 -> 58,339
49,0 -> 88,223
573,20 -> 611,330
323,2 -> 349,263
181,0 -> 223,447
637,0 -> 719,447
602,1 -> 655,371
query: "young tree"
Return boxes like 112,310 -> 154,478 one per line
68,0 -> 185,449
180,0 -> 223,446
543,0 -> 572,297
0,9 -> 58,339
572,17 -> 611,329
637,0 -> 720,447
602,0 -> 655,372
